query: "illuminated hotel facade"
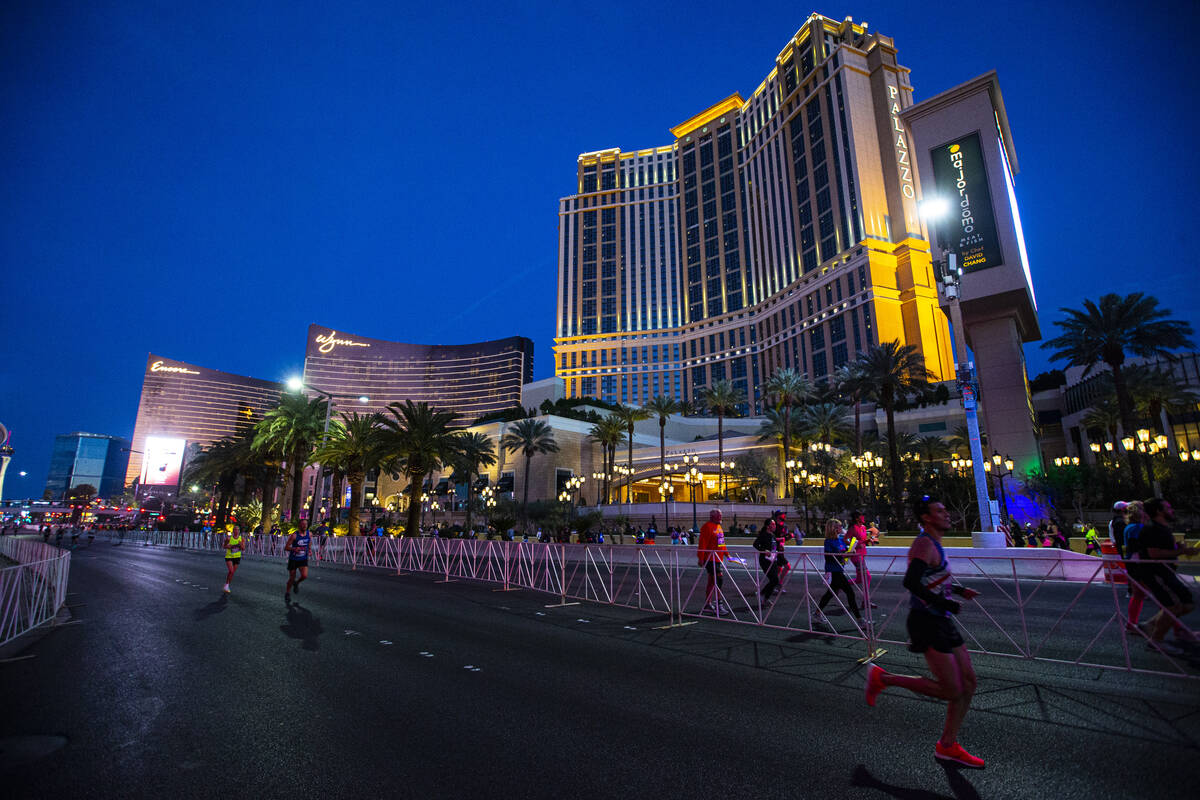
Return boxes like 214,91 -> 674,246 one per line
302,325 -> 533,423
125,355 -> 283,494
555,14 -> 955,411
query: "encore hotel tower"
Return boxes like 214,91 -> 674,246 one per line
555,14 -> 955,411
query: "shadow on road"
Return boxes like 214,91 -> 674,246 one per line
851,763 -> 980,800
194,596 -> 228,621
281,601 -> 323,651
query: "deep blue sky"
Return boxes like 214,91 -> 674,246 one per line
3,1 -> 1198,499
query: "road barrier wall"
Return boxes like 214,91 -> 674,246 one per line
0,537 -> 71,647
113,530 -> 1199,680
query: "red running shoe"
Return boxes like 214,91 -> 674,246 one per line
864,664 -> 886,707
935,741 -> 985,769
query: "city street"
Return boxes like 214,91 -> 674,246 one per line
1,539 -> 1197,799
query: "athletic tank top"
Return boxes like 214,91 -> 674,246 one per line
224,533 -> 243,559
909,533 -> 952,617
292,533 -> 311,559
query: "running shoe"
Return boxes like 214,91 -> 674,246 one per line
864,664 -> 886,707
284,592 -> 291,602
935,741 -> 985,769
223,584 -> 230,594
293,580 -> 300,595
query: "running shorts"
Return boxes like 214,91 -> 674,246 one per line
1143,566 -> 1193,608
225,556 -> 241,564
906,609 -> 964,654
287,558 -> 309,571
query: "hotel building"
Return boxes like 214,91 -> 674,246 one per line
125,355 -> 284,495
302,324 -> 534,424
44,432 -> 130,500
555,14 -> 955,411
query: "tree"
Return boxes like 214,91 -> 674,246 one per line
762,368 -> 814,497
1126,364 -> 1200,444
500,418 -> 559,533
311,412 -> 387,536
1081,397 -> 1122,447
383,400 -> 462,538
613,404 -> 650,502
855,341 -> 932,522
642,395 -> 680,487
833,363 -> 868,456
700,379 -> 746,500
451,431 -> 496,536
730,451 -> 776,503
587,414 -> 624,504
1042,292 -> 1194,495
254,393 -> 327,522
914,435 -> 951,465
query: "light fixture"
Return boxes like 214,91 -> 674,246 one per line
1154,434 -> 1168,450
286,377 -> 304,392
1089,442 -> 1101,453
1005,458 -> 1014,472
1136,428 -> 1151,443
1121,436 -> 1135,451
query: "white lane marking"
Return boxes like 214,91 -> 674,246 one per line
576,618 -> 590,623
535,612 -> 545,616
418,651 -> 434,658
623,626 -> 637,630
464,665 -> 481,672
379,640 -> 393,645
343,630 -> 361,637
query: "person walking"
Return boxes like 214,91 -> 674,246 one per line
284,519 -> 314,602
222,524 -> 244,594
1123,501 -> 1148,633
1108,502 -> 1129,555
1137,498 -> 1198,654
698,509 -> 730,615
848,511 -> 874,607
1084,524 -> 1102,556
813,518 -> 862,629
864,495 -> 984,768
758,511 -> 792,604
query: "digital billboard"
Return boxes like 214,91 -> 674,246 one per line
141,436 -> 186,487
930,132 -> 1002,272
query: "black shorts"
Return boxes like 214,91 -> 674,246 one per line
225,557 -> 241,566
906,610 -> 964,654
1143,566 -> 1193,608
287,559 -> 309,571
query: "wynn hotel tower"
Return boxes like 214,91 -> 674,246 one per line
555,14 -> 955,412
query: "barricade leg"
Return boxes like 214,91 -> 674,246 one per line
544,544 -> 579,608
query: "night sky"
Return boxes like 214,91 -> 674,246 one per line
3,0 -> 1198,499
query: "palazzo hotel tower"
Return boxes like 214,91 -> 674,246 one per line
555,14 -> 955,411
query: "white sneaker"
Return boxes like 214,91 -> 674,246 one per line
223,584 -> 230,593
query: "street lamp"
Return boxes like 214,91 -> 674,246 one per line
985,452 -> 1015,525
920,199 -> 994,531
685,466 -> 704,533
658,480 -> 675,530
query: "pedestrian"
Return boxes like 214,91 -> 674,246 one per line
1136,498 -> 1198,654
812,518 -> 862,629
758,511 -> 792,604
222,523 -> 244,594
864,494 -> 984,768
1084,524 -> 1102,556
284,519 -> 313,602
1107,501 -> 1129,556
698,509 -> 731,615
671,528 -> 680,546
848,511 -> 874,606
1123,501 -> 1148,632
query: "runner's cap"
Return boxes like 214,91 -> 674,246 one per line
1112,501 -> 1128,512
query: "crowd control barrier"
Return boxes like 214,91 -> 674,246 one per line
109,530 -> 1199,680
0,537 -> 72,647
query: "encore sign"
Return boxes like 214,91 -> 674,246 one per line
930,132 -> 1002,272
151,360 -> 200,375
314,331 -> 371,354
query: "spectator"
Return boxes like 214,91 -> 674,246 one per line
1137,498 -> 1198,655
1108,502 -> 1129,556
698,509 -> 730,614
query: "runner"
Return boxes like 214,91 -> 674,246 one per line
222,524 -> 244,594
864,494 -> 984,769
697,509 -> 731,615
812,518 -> 861,629
848,511 -> 874,607
284,519 -> 313,602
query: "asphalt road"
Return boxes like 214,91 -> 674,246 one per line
1,539 -> 1198,800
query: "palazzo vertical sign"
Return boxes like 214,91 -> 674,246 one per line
930,132 -> 1002,271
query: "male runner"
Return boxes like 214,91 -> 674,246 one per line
864,494 -> 985,769
284,519 -> 314,602
698,509 -> 730,614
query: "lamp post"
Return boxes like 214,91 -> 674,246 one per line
658,480 -> 675,530
985,452 -> 1015,526
592,471 -> 611,505
919,201 -> 994,532
685,466 -> 703,533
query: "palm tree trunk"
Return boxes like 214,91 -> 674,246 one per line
782,407 -> 791,498
405,471 -> 424,536
464,471 -> 475,537
332,471 -> 345,519
348,475 -> 363,535
626,425 -> 634,503
290,453 -> 305,521
854,398 -> 862,456
658,421 -> 666,484
522,453 -> 532,533
717,413 -> 725,500
307,468 -> 322,523
885,402 -> 902,523
1111,362 -> 1147,495
261,464 -> 278,532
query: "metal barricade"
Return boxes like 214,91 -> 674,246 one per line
0,538 -> 71,647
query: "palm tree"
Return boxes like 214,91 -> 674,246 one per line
382,400 -> 462,538
249,419 -> 287,532
855,341 -> 932,522
311,412 -> 387,535
500,418 -> 559,532
254,393 -> 328,522
588,414 -> 624,504
914,435 -> 951,465
613,404 -> 650,502
797,401 -> 850,446
762,368 -> 814,497
183,437 -> 246,527
834,363 -> 868,456
642,395 -> 680,485
1081,397 -> 1122,448
1042,292 -> 1194,494
451,431 -> 497,536
700,379 -> 746,501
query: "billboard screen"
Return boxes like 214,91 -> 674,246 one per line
930,132 -> 1002,272
141,436 -> 186,487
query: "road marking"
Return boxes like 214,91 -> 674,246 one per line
464,665 -> 481,672
623,625 -> 637,630
535,612 -> 545,616
576,618 -> 590,623
379,640 -> 393,645
343,630 -> 362,637
418,651 -> 434,657
0,654 -> 37,664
